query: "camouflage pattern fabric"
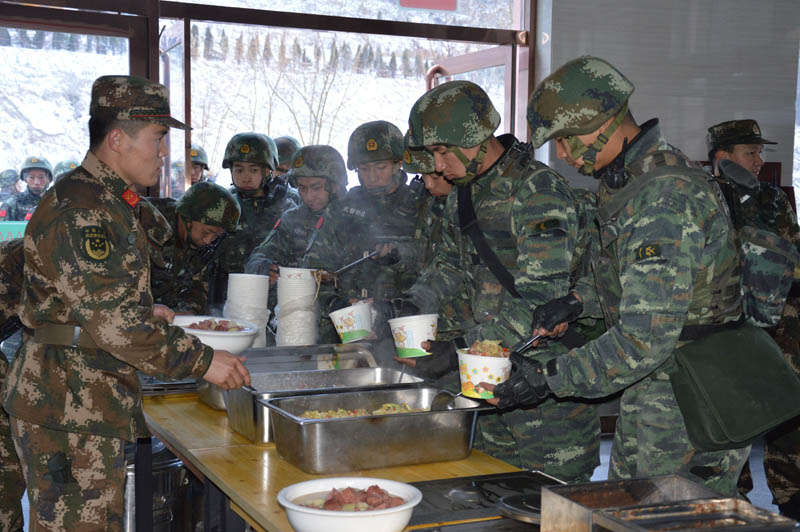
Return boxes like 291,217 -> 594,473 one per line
210,181 -> 297,307
10,416 -> 125,531
0,239 -> 25,532
707,119 -> 776,150
402,132 -> 436,175
527,56 -> 634,149
176,181 -> 241,233
347,120 -> 404,169
143,197 -> 218,315
406,81 -> 500,149
0,188 -> 43,221
190,144 -> 209,170
54,160 -> 80,182
407,135 -> 600,482
0,170 -> 18,188
20,156 -> 53,181
288,144 -> 348,195
275,136 -> 302,169
222,133 -> 275,170
90,75 -> 189,130
550,121 -> 749,495
0,151 -> 214,442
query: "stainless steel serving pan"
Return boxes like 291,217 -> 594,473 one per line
227,367 -> 424,443
262,387 -> 492,474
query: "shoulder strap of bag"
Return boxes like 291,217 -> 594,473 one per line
457,183 -> 522,299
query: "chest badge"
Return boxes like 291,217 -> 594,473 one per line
81,226 -> 111,262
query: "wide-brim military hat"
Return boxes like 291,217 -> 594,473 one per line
90,75 -> 189,130
707,119 -> 776,150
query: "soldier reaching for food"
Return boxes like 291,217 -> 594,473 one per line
487,56 -> 751,496
0,75 -> 250,530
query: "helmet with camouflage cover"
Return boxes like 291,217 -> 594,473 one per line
402,131 -> 435,175
20,156 -> 53,181
528,56 -> 634,175
0,169 -> 19,187
176,181 -> 241,233
265,135 -> 281,172
190,144 -> 209,170
407,80 -> 500,184
347,120 -> 404,170
275,136 -> 302,170
288,145 -> 347,199
407,80 -> 500,149
53,160 -> 79,181
222,132 -> 276,170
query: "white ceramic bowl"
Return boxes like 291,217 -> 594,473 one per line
277,477 -> 422,532
173,315 -> 259,355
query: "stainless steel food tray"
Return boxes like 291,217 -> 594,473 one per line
593,497 -> 798,531
262,387 -> 492,474
540,475 -> 720,532
196,342 -> 377,410
227,367 -> 424,443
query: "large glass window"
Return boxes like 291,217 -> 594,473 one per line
174,0 -> 519,30
180,20 -> 508,189
0,25 -> 129,175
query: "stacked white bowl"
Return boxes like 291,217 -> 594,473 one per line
276,267 -> 319,346
222,273 -> 271,348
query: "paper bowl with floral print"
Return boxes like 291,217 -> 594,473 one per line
388,314 -> 438,358
456,349 -> 512,399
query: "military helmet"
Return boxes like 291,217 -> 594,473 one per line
407,81 -> 500,149
288,145 -> 347,196
264,136 -> 281,171
528,56 -> 634,149
222,132 -> 276,170
189,144 -> 209,170
176,181 -> 241,233
402,131 -> 435,174
346,120 -> 404,170
275,136 -> 302,169
20,156 -> 53,181
53,160 -> 79,181
0,169 -> 19,187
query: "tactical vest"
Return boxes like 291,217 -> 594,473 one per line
593,150 -> 742,333
456,142 -> 556,323
282,205 -> 323,267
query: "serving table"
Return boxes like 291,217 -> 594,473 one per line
143,393 -> 519,532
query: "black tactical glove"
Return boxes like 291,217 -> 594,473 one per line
492,353 -> 552,409
412,338 -> 465,380
373,246 -> 400,266
530,292 -> 583,332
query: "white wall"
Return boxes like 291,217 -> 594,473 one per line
532,0 -> 800,188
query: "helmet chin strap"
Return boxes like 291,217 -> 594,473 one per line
566,103 -> 628,177
449,138 -> 489,186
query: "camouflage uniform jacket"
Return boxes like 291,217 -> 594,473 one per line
0,188 -> 17,206
408,135 -> 584,346
0,238 -> 24,378
141,197 -> 215,314
413,191 -> 475,334
0,151 -> 214,441
211,181 -> 298,304
550,120 -> 742,398
308,182 -> 420,309
0,189 -> 42,221
245,203 -> 327,273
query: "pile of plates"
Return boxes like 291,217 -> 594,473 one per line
276,267 -> 319,346
223,273 -> 270,348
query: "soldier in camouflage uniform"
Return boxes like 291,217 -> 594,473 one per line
0,156 -> 52,221
405,81 -> 600,482
0,238 -> 25,531
54,160 -> 80,182
0,169 -> 19,204
189,144 -> 209,185
266,135 -> 301,205
273,136 -> 302,178
306,121 -> 423,360
492,56 -> 750,496
708,119 -> 800,517
0,75 -> 250,530
245,145 -> 348,343
145,181 -> 241,315
210,132 -> 298,308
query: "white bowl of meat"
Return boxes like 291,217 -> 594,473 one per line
277,477 -> 422,532
173,315 -> 259,355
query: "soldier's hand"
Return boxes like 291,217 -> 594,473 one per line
204,350 -> 251,390
484,353 -> 551,409
399,339 -> 462,380
530,292 -> 582,341
153,304 -> 175,324
373,243 -> 400,265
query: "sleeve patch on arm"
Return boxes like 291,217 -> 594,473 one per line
81,226 -> 111,262
633,244 -> 661,262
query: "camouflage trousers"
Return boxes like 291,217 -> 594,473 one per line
764,419 -> 800,518
474,399 -> 600,483
9,417 -> 125,531
609,378 -> 750,496
0,356 -> 24,532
